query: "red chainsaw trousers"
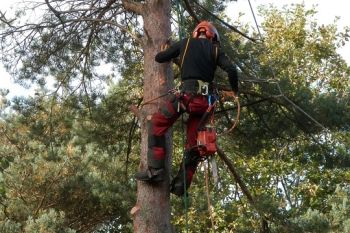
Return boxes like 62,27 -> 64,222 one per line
147,93 -> 209,184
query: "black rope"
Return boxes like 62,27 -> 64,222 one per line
247,0 -> 262,38
183,0 -> 200,23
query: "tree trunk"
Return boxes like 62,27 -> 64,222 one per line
132,1 -> 173,232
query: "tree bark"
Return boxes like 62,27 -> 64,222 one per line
132,1 -> 173,233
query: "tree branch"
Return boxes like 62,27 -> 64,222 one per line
45,0 -> 65,25
122,0 -> 144,15
216,146 -> 271,233
81,18 -> 143,45
182,0 -> 200,23
0,11 -> 15,28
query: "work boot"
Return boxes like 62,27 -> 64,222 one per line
170,177 -> 186,197
135,167 -> 165,183
170,149 -> 202,196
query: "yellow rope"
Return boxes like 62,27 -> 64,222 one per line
180,38 -> 191,68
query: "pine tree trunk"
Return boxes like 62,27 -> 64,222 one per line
132,1 -> 173,232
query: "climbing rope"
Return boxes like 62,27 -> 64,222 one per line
217,92 -> 241,136
247,0 -> 262,38
191,0 -> 258,42
140,88 -> 177,106
180,113 -> 189,233
175,0 -> 185,40
173,2 -> 191,232
205,159 -> 215,230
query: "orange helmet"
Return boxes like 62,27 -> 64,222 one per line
192,21 -> 219,42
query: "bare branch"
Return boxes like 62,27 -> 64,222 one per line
79,18 -> 143,45
183,0 -> 200,23
0,11 -> 16,28
121,0 -> 144,15
45,0 -> 65,25
216,146 -> 271,233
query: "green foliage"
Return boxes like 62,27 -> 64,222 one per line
24,209 -> 75,233
0,219 -> 21,233
293,209 -> 330,233
170,3 -> 349,233
0,85 -> 138,231
327,186 -> 350,232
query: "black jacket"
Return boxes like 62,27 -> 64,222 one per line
155,37 -> 238,92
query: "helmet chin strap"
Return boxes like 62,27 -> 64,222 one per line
198,32 -> 210,40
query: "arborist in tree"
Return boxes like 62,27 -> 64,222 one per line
135,21 -> 239,196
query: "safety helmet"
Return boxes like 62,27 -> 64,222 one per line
192,21 -> 220,42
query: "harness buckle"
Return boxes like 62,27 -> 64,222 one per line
198,80 -> 209,95
180,79 -> 212,95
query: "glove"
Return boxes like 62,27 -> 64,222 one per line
160,38 -> 171,51
160,44 -> 169,51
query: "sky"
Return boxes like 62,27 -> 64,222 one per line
227,0 -> 350,61
1,0 -> 350,99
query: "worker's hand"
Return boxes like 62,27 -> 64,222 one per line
160,44 -> 169,51
160,38 -> 171,51
221,91 -> 238,101
223,91 -> 237,97
232,91 -> 238,99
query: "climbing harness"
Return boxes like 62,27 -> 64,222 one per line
140,84 -> 241,154
180,79 -> 213,95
